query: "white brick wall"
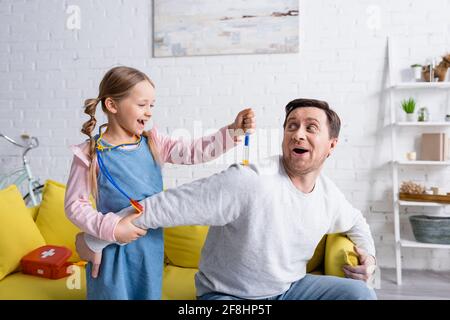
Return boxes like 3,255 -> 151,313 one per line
1,0 -> 450,271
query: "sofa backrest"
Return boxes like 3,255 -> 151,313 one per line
164,226 -> 208,268
163,225 -> 327,272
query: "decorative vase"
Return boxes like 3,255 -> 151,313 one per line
412,66 -> 423,82
406,151 -> 417,161
405,113 -> 415,122
417,107 -> 429,122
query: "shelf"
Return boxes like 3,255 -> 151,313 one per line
387,36 -> 450,285
400,239 -> 450,249
394,160 -> 450,166
398,200 -> 446,207
395,122 -> 450,127
391,82 -> 450,89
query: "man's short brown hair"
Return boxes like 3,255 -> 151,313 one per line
283,98 -> 341,139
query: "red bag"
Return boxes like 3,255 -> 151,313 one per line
21,245 -> 73,279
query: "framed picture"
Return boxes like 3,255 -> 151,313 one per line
153,0 -> 299,57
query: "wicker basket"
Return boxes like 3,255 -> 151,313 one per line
409,215 -> 450,245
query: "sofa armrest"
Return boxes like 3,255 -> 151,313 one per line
324,233 -> 358,277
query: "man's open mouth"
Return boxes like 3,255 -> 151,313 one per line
293,147 -> 309,155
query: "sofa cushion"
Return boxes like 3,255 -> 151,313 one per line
0,266 -> 86,300
324,233 -> 358,277
162,265 -> 198,300
306,235 -> 326,273
35,180 -> 81,262
0,185 -> 46,281
164,226 -> 209,268
28,206 -> 40,221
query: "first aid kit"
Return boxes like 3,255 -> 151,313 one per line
21,245 -> 73,279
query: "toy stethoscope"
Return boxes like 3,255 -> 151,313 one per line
95,124 -> 144,213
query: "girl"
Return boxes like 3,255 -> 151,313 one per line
64,66 -> 255,300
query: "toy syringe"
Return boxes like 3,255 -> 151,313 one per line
242,132 -> 250,166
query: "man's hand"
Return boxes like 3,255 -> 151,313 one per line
75,232 -> 103,278
228,108 -> 256,139
342,246 -> 376,282
114,211 -> 147,244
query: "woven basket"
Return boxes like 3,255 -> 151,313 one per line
409,215 -> 450,245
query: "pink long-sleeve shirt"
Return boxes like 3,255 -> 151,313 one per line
64,126 -> 238,242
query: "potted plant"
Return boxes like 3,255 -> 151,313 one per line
411,64 -> 423,81
401,98 -> 416,122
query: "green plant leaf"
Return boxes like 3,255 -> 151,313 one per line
401,98 -> 416,113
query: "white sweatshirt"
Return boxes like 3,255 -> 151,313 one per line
88,155 -> 376,299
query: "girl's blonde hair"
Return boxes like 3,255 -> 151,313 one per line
81,66 -> 160,199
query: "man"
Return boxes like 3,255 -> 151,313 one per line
77,98 -> 377,300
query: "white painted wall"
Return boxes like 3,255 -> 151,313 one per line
1,0 -> 450,270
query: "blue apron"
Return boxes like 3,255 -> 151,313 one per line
86,135 -> 164,300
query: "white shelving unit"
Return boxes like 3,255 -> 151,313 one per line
395,122 -> 450,127
391,82 -> 450,90
387,37 -> 450,285
400,239 -> 450,250
393,160 -> 450,166
398,200 -> 445,207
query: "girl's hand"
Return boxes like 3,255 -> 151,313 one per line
114,211 -> 147,244
75,232 -> 103,278
229,108 -> 256,139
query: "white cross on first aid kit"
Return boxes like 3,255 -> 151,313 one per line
41,249 -> 56,259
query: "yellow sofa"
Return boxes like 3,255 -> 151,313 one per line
0,181 -> 357,300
